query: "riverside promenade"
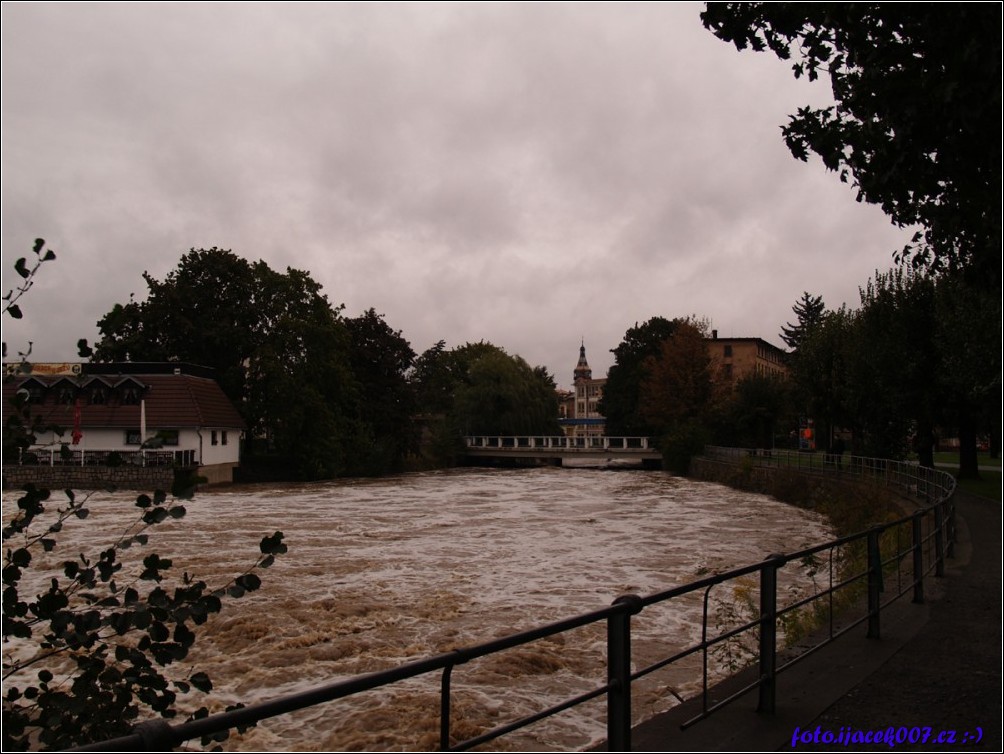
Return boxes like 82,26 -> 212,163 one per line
624,490 -> 1001,752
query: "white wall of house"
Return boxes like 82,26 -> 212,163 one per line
200,428 -> 241,465
36,427 -> 240,466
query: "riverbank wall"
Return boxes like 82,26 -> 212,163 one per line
690,455 -> 918,537
2,465 -> 175,492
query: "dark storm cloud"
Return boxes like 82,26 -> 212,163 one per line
2,2 -> 911,384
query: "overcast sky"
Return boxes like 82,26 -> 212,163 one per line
2,2 -> 912,388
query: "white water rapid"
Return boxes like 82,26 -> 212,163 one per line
9,467 -> 835,751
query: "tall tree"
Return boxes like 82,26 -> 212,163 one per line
851,268 -> 939,461
788,305 -> 857,454
598,317 -> 681,435
702,4 -> 1002,289
92,248 -> 415,479
637,319 -> 726,473
344,308 -> 416,472
639,319 -> 722,433
933,274 -> 1002,477
780,292 -> 825,352
411,341 -> 559,452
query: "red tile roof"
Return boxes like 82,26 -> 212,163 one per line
2,373 -> 245,431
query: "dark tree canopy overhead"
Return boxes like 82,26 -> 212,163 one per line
702,3 -> 1002,289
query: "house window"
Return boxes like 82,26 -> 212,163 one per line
90,388 -> 107,405
221,431 -> 228,446
121,387 -> 140,405
160,430 -> 179,446
126,430 -> 142,445
724,345 -> 733,357
57,387 -> 76,405
211,430 -> 218,446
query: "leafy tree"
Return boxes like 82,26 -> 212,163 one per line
3,242 -> 287,750
932,274 -> 1002,477
93,248 -> 417,479
780,292 -> 825,352
344,308 -> 416,473
637,319 -> 726,473
452,347 -> 560,437
701,3 -> 1002,289
639,319 -> 722,433
714,373 -> 793,450
598,317 -> 681,435
787,305 -> 857,455
850,268 -> 939,461
410,342 -> 559,458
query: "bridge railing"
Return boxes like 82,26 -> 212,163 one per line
464,435 -> 656,451
70,449 -> 956,753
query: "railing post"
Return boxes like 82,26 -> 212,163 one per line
757,554 -> 783,714
440,664 -> 454,751
867,528 -> 883,638
607,594 -> 642,752
934,504 -> 945,577
946,498 -> 956,559
912,512 -> 925,604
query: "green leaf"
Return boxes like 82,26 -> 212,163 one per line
15,258 -> 30,279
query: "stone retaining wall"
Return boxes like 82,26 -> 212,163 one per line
2,465 -> 175,492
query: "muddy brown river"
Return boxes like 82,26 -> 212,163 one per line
8,467 -> 834,750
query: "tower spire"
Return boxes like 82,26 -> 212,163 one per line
574,339 -> 592,383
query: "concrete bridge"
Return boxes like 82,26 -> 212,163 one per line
462,435 -> 662,467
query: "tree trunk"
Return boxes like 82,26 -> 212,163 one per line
915,419 -> 935,469
957,408 -> 980,480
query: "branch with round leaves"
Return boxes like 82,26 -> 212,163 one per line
3,486 -> 287,751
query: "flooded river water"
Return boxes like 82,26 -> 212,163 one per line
11,467 -> 835,750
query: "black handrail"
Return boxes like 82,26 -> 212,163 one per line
68,448 -> 956,752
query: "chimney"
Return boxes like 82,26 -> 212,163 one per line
712,329 -> 718,339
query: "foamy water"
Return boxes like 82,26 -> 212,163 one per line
7,468 -> 834,750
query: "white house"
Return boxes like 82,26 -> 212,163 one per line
3,362 -> 246,484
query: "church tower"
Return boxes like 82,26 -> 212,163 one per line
561,339 -> 607,438
573,339 -> 592,384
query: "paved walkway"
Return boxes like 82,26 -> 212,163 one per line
618,490 -> 1001,752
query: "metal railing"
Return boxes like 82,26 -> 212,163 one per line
703,445 -> 955,503
10,448 -> 192,468
464,435 -> 657,451
71,448 -> 956,752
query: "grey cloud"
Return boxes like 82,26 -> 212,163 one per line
3,2 -> 913,385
